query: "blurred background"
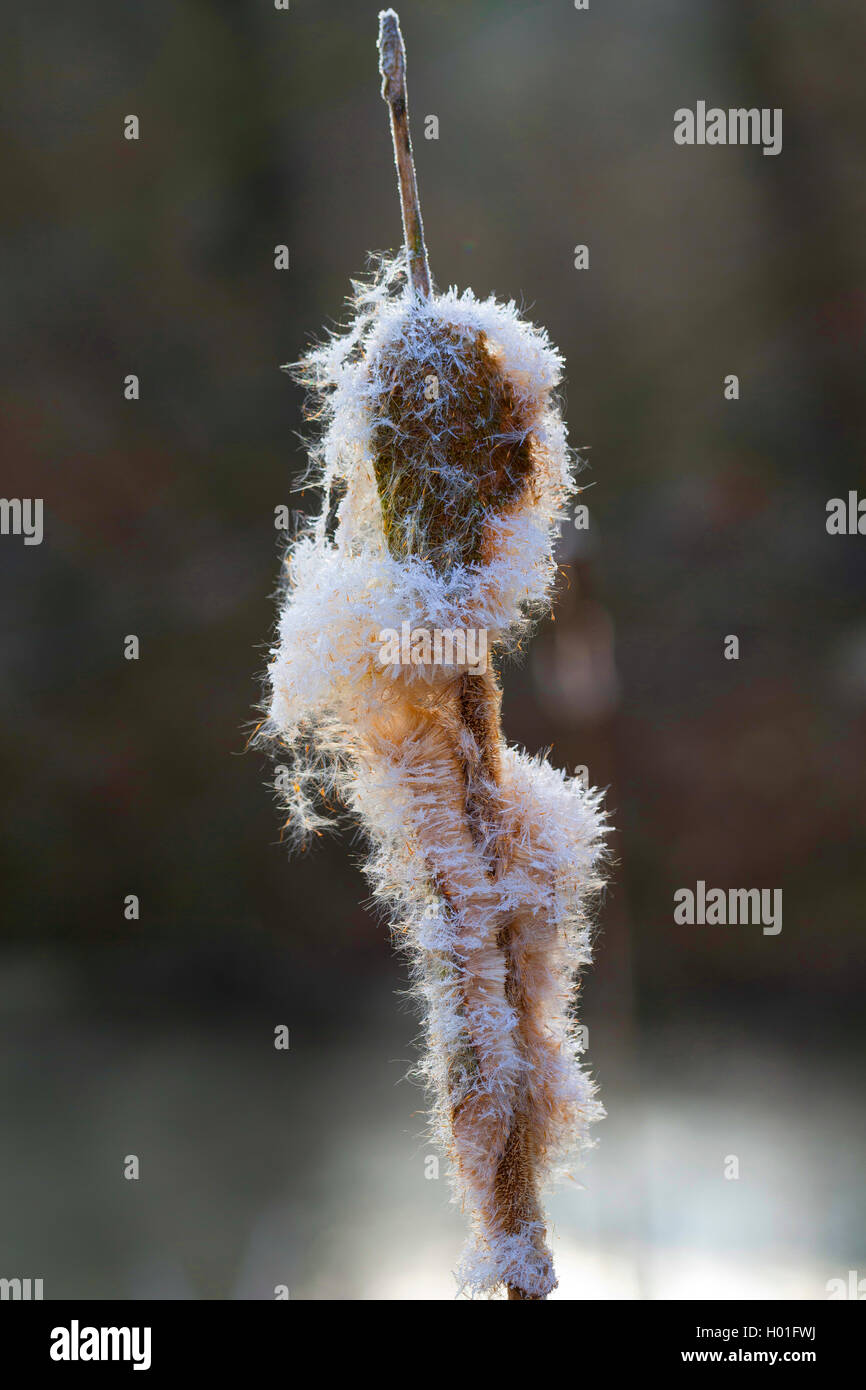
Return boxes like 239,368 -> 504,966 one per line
1,0 -> 864,1299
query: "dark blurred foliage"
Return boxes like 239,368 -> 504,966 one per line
1,0 -> 864,1297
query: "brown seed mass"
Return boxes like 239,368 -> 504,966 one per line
370,319 -> 537,570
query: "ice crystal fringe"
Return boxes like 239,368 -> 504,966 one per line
263,255 -> 609,1298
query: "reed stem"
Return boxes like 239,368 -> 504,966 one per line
377,9 -> 431,298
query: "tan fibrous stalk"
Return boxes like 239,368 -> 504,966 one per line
263,11 -> 608,1299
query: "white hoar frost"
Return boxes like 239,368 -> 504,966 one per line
265,256 -> 608,1298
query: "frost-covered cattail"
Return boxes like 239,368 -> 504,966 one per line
263,10 -> 609,1300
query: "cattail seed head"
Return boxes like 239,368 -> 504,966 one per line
264,255 -> 608,1298
370,317 -> 539,570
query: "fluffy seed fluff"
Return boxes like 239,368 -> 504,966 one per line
263,254 -> 609,1298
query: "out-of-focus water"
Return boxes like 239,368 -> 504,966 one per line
2,944 -> 860,1300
